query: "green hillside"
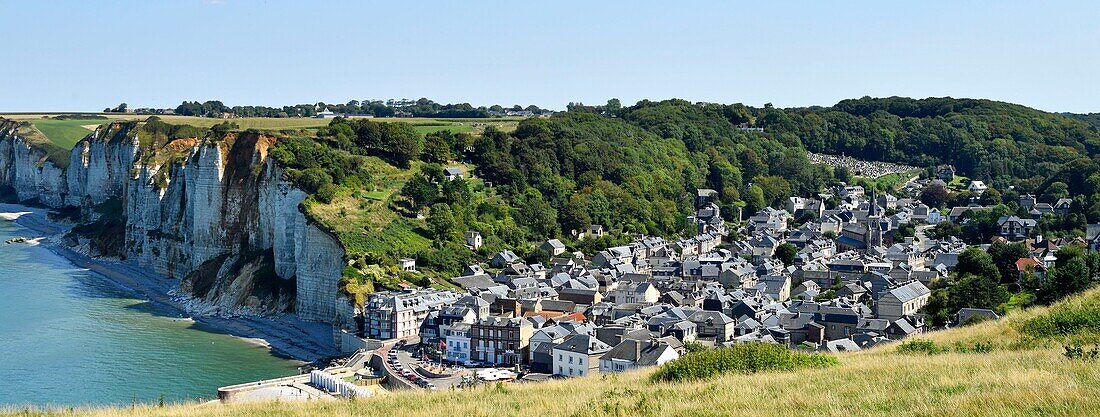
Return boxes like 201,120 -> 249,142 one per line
256,97 -> 1100,301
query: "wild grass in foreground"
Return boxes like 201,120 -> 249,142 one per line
650,342 -> 837,382
10,288 -> 1100,417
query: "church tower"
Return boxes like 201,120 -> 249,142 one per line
867,190 -> 883,249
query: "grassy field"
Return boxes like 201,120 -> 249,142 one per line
304,157 -> 427,256
21,118 -> 104,149
0,114 -> 522,136
863,168 -> 923,192
948,175 -> 973,192
10,287 -> 1100,417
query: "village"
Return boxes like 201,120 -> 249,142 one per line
230,160 -> 1100,401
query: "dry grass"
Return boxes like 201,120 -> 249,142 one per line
10,288 -> 1100,417
10,347 -> 1097,417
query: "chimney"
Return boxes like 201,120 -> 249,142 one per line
634,340 -> 641,360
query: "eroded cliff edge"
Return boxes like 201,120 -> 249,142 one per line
0,119 -> 354,353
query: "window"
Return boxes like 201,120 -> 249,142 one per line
569,356 -> 574,364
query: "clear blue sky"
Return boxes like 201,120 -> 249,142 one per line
2,1 -> 1098,113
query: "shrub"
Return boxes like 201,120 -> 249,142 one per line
897,339 -> 994,355
315,183 -> 338,204
952,341 -> 994,354
1020,298 -> 1100,340
897,339 -> 947,355
1063,343 -> 1100,361
683,341 -> 706,354
649,343 -> 837,382
296,167 -> 334,194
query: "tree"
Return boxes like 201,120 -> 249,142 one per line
296,168 -> 333,194
954,247 -> 1000,283
400,174 -> 438,210
987,242 -> 1030,283
774,243 -> 797,266
1042,181 -> 1070,203
440,177 -> 471,205
560,196 -> 592,235
980,187 -> 1002,206
949,273 -> 1010,311
922,288 -> 952,327
753,175 -> 791,207
604,98 -> 622,116
835,166 -> 852,184
427,203 -> 457,241
744,185 -> 767,213
894,223 -> 915,239
420,132 -> 454,163
1040,256 -> 1092,302
384,123 -> 421,168
920,185 -> 951,208
929,219 -> 962,239
516,193 -> 558,239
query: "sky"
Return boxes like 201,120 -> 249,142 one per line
1,1 -> 1098,113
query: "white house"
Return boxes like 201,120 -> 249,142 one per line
529,325 -> 575,362
599,339 -> 680,373
443,166 -> 464,181
607,282 -> 659,304
967,180 -> 988,194
444,323 -> 472,364
553,334 -> 610,378
541,239 -> 567,256
464,231 -> 483,250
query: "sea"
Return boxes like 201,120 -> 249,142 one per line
0,220 -> 300,407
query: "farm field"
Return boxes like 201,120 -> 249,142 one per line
11,118 -> 105,149
0,114 -> 523,139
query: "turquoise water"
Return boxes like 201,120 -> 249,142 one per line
0,221 -> 301,406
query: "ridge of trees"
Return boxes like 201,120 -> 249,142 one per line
170,98 -> 553,118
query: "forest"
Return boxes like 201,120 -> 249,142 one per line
266,96 -> 1100,287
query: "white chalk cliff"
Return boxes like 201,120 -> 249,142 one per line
0,120 -> 351,335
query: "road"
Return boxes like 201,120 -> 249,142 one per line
387,344 -> 468,390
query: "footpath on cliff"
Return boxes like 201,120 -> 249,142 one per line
0,202 -> 337,363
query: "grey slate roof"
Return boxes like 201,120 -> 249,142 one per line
885,281 -> 930,302
555,334 -> 611,355
601,339 -> 674,365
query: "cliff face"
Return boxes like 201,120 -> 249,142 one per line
0,120 -> 349,328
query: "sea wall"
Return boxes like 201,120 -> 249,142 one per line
0,121 -> 346,329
